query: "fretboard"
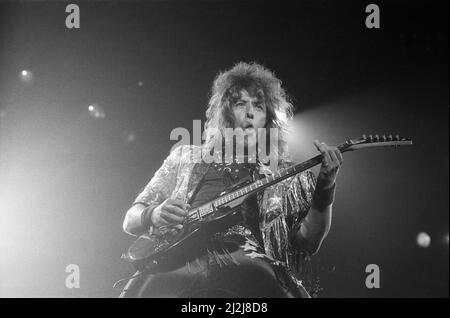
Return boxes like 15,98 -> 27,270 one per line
188,143 -> 350,221
212,154 -> 322,208
187,136 -> 412,221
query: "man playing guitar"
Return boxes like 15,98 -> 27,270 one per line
121,62 -> 343,297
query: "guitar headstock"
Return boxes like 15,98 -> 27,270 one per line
340,134 -> 413,152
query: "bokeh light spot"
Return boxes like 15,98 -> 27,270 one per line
416,232 -> 431,248
87,104 -> 105,119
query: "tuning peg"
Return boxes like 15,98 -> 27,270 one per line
395,134 -> 400,141
362,134 -> 367,140
381,134 -> 387,141
388,134 -> 393,141
368,134 -> 373,142
374,134 -> 380,141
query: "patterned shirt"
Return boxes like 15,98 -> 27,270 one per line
133,145 -> 317,296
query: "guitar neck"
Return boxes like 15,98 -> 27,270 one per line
191,135 -> 412,219
213,154 -> 323,208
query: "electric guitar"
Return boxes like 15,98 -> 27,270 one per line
123,134 -> 412,273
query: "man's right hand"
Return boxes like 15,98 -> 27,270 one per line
151,198 -> 190,229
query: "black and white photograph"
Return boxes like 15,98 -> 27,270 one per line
0,0 -> 448,300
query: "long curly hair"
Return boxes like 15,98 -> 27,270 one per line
204,62 -> 294,162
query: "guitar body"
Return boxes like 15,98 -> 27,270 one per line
125,201 -> 245,273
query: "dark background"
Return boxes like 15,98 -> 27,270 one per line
0,0 -> 448,297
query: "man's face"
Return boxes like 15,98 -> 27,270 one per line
229,88 -> 267,150
231,88 -> 267,132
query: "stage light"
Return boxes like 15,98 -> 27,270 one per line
137,81 -> 143,87
20,69 -> 34,85
444,233 -> 449,246
416,232 -> 431,248
87,104 -> 105,119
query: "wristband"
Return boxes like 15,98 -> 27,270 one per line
312,183 -> 336,212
